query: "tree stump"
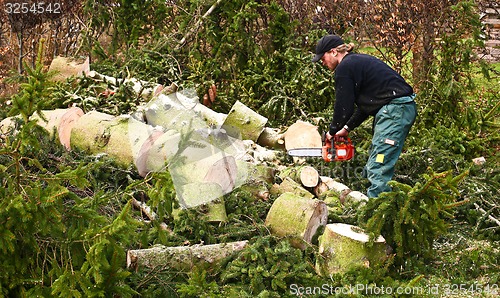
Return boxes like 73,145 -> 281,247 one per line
265,192 -> 328,249
315,223 -> 390,275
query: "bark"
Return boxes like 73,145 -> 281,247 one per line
222,100 -> 268,142
137,92 -> 226,130
270,177 -> 315,199
70,111 -> 160,168
257,127 -> 285,150
315,223 -> 390,275
265,192 -> 328,249
127,240 -> 248,271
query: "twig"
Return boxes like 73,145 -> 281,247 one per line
474,203 -> 500,227
176,0 -> 223,50
131,198 -> 172,233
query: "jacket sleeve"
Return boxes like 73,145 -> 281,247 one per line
329,76 -> 356,135
346,108 -> 369,131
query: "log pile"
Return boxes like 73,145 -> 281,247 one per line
0,63 -> 389,276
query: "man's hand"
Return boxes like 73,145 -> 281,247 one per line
326,128 -> 349,141
335,128 -> 349,137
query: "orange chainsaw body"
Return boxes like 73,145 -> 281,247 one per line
322,136 -> 355,162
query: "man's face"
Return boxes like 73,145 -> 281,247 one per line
321,49 -> 339,71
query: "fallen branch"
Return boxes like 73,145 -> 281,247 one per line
474,203 -> 500,227
127,240 -> 248,271
176,0 -> 224,50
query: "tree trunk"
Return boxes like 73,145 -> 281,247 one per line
265,192 -> 328,249
49,56 -> 90,82
270,177 -> 315,199
315,223 -> 390,275
31,107 -> 84,150
222,100 -> 268,142
127,240 -> 248,272
137,92 -> 226,130
70,111 -> 160,168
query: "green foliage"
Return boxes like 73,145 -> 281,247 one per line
217,236 -> 321,297
6,39 -> 56,122
419,0 -> 489,129
359,169 -> 470,266
0,117 -> 140,296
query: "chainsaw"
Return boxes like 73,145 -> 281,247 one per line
287,133 -> 355,162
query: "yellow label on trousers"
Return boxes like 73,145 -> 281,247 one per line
376,154 -> 385,163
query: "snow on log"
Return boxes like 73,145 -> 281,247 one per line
127,240 -> 249,271
265,192 -> 328,249
315,223 -> 390,275
222,100 -> 268,142
345,191 -> 369,204
283,120 -> 322,150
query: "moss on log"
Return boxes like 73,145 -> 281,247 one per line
270,177 -> 315,199
222,100 -> 268,142
70,112 -> 159,168
265,192 -> 328,249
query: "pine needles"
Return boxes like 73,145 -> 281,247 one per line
359,168 -> 470,266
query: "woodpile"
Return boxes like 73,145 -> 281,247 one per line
0,64 -> 390,275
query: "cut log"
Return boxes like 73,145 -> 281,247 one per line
49,56 -> 90,82
176,182 -> 224,209
127,240 -> 248,271
315,223 -> 390,275
222,100 -> 268,142
256,127 -> 285,150
265,192 -> 328,249
269,177 -> 315,199
31,107 -> 84,150
283,120 -> 322,150
70,112 -> 160,168
137,93 -> 211,132
279,166 -> 320,188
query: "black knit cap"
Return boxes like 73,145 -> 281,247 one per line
311,35 -> 345,62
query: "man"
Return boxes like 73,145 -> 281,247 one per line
312,34 -> 417,198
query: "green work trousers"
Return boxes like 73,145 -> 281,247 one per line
366,95 -> 417,198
